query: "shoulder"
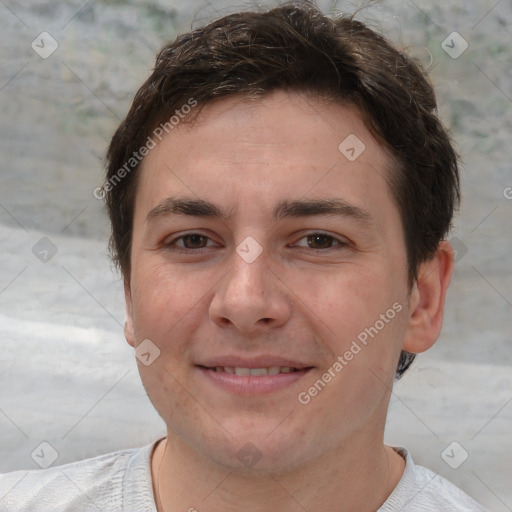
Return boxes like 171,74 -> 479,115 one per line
0,441 -> 157,512
380,447 -> 488,511
410,464 -> 487,510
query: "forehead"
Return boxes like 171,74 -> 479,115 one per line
134,91 -> 396,225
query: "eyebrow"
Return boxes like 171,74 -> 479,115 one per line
146,196 -> 373,226
273,198 -> 372,225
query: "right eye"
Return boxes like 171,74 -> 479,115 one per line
163,232 -> 221,252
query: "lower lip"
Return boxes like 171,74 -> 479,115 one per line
196,366 -> 313,394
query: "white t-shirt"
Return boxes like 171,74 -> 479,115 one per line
0,441 -> 487,511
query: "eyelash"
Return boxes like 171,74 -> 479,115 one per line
164,232 -> 349,252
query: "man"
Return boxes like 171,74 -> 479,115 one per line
0,1 -> 487,510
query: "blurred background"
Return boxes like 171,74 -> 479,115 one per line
0,0 -> 511,509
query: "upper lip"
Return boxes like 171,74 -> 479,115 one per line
197,356 -> 313,369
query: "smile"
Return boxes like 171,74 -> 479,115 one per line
208,366 -> 300,375
196,365 -> 313,394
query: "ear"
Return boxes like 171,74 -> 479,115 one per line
124,277 -> 136,348
402,241 -> 454,354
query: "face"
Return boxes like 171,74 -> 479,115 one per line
125,91 -> 414,473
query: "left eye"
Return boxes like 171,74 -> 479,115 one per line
294,233 -> 346,249
172,234 -> 214,249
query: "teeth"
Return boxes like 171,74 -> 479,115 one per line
213,366 -> 298,375
249,368 -> 268,376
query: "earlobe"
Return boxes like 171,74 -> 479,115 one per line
402,241 -> 454,354
124,278 -> 136,348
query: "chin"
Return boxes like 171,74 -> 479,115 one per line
197,419 -> 312,474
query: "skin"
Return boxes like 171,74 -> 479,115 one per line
124,90 -> 454,511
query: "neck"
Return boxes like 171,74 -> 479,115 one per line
151,431 -> 405,512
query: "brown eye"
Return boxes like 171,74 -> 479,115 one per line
292,232 -> 348,251
164,232 -> 221,252
306,234 -> 337,249
180,234 -> 209,249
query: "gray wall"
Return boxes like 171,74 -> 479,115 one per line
1,1 -> 511,509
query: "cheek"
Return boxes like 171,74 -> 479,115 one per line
129,262 -> 211,426
289,263 -> 400,339
130,260 -> 209,341
287,261 -> 409,399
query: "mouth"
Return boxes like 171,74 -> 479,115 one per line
201,365 -> 304,375
195,364 -> 314,394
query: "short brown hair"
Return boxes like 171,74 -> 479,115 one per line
105,1 -> 459,378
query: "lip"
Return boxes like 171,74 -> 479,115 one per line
197,356 -> 311,370
195,357 -> 314,394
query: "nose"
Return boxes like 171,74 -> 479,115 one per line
209,248 -> 292,335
